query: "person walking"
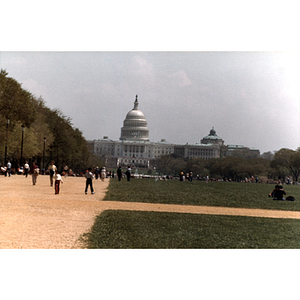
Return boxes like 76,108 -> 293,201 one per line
206,175 -> 209,183
54,172 -> 64,194
179,170 -> 184,181
30,162 -> 39,185
126,165 -> 131,181
6,160 -> 11,177
48,160 -> 57,187
188,170 -> 193,182
94,166 -> 100,180
100,166 -> 106,181
1,165 -> 7,176
63,164 -> 69,177
24,161 -> 29,178
85,168 -> 95,194
117,166 -> 122,181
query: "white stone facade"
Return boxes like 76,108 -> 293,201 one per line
87,95 -> 259,167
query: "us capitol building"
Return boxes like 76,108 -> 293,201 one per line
88,95 -> 260,168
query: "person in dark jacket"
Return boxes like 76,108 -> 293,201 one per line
125,166 -> 131,181
269,185 -> 286,200
117,166 -> 122,181
85,168 -> 95,194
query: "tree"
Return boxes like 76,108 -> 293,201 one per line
271,148 -> 300,182
261,151 -> 274,160
186,158 -> 210,178
209,156 -> 242,180
154,155 -> 177,175
0,71 -> 95,172
0,69 -> 36,127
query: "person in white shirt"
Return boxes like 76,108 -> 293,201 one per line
100,166 -> 106,181
48,160 -> 57,187
54,172 -> 63,194
85,168 -> 95,194
6,160 -> 11,177
24,161 -> 29,178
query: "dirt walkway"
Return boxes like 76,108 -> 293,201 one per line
1,175 -> 300,249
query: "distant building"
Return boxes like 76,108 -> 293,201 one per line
87,95 -> 260,167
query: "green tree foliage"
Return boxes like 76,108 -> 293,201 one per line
271,148 -> 300,182
0,70 -> 101,172
155,154 -> 275,181
0,69 -> 36,127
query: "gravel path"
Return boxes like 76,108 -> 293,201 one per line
1,175 -> 300,249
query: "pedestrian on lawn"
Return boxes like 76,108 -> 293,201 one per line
48,160 -> 57,187
188,170 -> 193,182
117,166 -> 122,181
6,160 -> 12,177
55,172 -> 64,194
85,168 -> 95,194
24,161 -> 29,178
94,166 -> 100,180
179,170 -> 184,181
30,162 -> 39,185
126,165 -> 131,181
100,166 -> 106,181
63,164 -> 69,177
1,165 -> 7,176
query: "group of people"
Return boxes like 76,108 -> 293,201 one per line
84,165 -> 132,194
268,183 -> 295,201
31,160 -> 64,194
1,160 -> 12,177
116,165 -> 131,181
268,184 -> 287,200
179,170 -> 193,182
93,166 -> 107,181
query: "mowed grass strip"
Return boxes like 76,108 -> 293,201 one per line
84,210 -> 300,249
104,179 -> 300,211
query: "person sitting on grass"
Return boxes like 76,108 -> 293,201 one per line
269,184 -> 286,200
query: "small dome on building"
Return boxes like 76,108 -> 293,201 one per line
210,127 -> 216,136
201,127 -> 224,145
120,95 -> 150,141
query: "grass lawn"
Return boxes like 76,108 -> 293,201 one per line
82,179 -> 300,249
85,210 -> 300,249
104,178 -> 300,211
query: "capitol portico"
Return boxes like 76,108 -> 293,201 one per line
88,95 -> 259,168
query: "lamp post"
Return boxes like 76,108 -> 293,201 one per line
4,117 -> 10,164
43,137 -> 46,173
20,124 -> 25,167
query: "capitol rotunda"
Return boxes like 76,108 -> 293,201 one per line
120,95 -> 149,141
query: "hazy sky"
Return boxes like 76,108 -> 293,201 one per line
1,2 -> 300,155
0,51 -> 299,154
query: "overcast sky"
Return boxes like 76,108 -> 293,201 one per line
0,51 -> 299,154
1,2 -> 300,155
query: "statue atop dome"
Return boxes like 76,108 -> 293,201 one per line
134,94 -> 139,110
209,126 -> 216,136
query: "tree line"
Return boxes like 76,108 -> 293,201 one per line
0,69 -> 103,173
154,148 -> 300,183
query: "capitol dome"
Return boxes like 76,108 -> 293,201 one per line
120,95 -> 150,141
